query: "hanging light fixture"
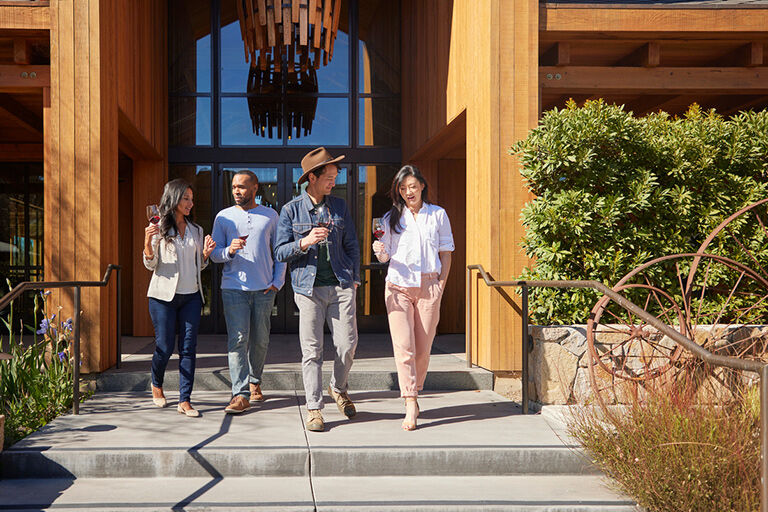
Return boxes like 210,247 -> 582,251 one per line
236,0 -> 343,139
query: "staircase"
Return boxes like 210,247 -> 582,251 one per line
0,390 -> 636,511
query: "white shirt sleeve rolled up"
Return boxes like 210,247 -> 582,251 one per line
383,203 -> 454,288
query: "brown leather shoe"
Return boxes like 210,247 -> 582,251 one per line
249,383 -> 264,403
328,385 -> 356,418
224,395 -> 250,414
306,409 -> 324,432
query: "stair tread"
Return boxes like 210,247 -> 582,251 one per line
0,476 -> 636,512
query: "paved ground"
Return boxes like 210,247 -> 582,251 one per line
0,390 -> 637,511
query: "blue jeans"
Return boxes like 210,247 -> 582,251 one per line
148,292 -> 202,403
221,288 -> 276,398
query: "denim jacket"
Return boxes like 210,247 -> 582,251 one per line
274,192 -> 361,296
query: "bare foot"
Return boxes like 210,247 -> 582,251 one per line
151,385 -> 165,399
402,398 -> 419,431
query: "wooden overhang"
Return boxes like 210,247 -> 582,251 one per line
539,2 -> 768,116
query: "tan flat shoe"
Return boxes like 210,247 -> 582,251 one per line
151,385 -> 167,408
177,403 -> 200,418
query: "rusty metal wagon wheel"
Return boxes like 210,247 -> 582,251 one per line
587,253 -> 768,406
587,283 -> 687,406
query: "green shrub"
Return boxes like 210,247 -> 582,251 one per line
0,289 -> 87,448
569,383 -> 760,511
512,100 -> 768,324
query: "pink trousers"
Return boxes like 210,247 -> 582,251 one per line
385,273 -> 444,397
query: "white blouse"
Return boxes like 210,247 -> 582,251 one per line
379,203 -> 455,287
173,227 -> 200,295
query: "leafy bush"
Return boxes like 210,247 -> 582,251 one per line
512,101 -> 768,324
0,289 -> 86,448
569,382 -> 760,511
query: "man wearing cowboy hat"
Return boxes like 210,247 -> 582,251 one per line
275,147 -> 360,432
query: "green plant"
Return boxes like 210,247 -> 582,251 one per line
512,100 -> 768,324
569,381 -> 760,511
0,287 -> 87,448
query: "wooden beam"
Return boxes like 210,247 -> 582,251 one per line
719,96 -> 768,116
541,7 -> 768,33
118,107 -> 161,161
0,65 -> 50,89
746,42 -> 764,67
540,66 -> 768,94
614,42 -> 660,67
13,39 -> 32,64
0,142 -> 42,161
708,42 -> 765,67
541,42 -> 570,66
0,5 -> 50,30
0,92 -> 42,134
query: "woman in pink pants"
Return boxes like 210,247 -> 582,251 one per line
372,165 -> 455,430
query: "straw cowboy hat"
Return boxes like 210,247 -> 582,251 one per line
297,147 -> 345,185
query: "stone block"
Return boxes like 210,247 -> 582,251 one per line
530,341 -> 578,405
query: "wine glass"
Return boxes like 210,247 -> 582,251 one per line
146,204 -> 160,225
315,203 -> 332,246
372,218 -> 384,240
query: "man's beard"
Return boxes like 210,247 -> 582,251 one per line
235,192 -> 253,206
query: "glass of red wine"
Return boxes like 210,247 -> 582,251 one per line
372,218 -> 384,240
146,205 -> 160,226
239,235 -> 249,241
315,203 -> 332,246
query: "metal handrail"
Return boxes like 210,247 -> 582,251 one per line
0,264 -> 122,415
466,262 -> 768,512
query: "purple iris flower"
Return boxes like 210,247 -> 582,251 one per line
62,318 -> 73,332
36,315 -> 57,336
58,351 -> 66,362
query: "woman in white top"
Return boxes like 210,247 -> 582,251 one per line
143,179 -> 216,417
372,165 -> 455,430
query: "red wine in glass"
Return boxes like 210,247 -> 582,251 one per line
239,235 -> 249,241
372,218 -> 385,240
146,205 -> 160,226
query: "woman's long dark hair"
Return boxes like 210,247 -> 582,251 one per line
387,165 -> 431,234
159,178 -> 196,243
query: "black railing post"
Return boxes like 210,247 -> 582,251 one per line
466,266 -> 472,369
72,286 -> 81,415
521,283 -> 529,415
116,266 -> 122,369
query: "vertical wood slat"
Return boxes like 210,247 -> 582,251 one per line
322,0 -> 332,53
292,0 -> 299,23
236,0 -> 249,60
266,0 -> 276,47
312,0 -> 323,48
283,3 -> 292,45
257,0 -> 267,25
299,0 -> 308,46
329,0 -> 341,58
272,0 -> 281,24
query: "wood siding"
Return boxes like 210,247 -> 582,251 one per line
44,0 -> 166,370
402,0 -> 537,371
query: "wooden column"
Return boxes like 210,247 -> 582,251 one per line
463,0 -> 538,371
46,0 -> 119,372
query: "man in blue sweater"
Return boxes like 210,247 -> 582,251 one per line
211,170 -> 286,414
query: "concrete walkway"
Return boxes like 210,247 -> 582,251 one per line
0,390 -> 637,511
95,334 -> 494,392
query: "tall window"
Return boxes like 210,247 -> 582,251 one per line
168,0 -> 401,332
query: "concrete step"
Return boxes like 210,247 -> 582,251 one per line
1,391 -> 594,479
92,368 -> 494,393
0,476 -> 637,512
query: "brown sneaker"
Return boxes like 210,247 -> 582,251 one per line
249,383 -> 264,403
224,395 -> 250,414
306,409 -> 324,432
328,385 -> 356,418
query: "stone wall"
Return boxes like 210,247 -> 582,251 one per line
528,325 -> 590,405
528,324 -> 767,405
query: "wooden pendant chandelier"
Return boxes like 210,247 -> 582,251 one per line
236,0 -> 343,73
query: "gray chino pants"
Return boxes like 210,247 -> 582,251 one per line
294,285 -> 358,410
